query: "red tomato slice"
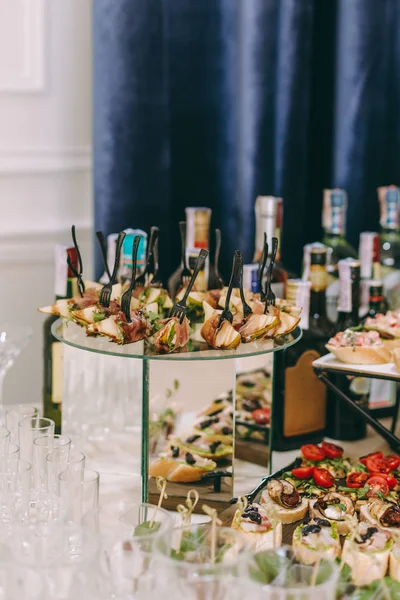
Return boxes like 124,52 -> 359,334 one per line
251,408 -> 271,425
369,472 -> 398,490
360,451 -> 383,466
301,444 -> 326,462
366,476 -> 389,497
365,457 -> 391,474
386,454 -> 400,471
313,467 -> 335,488
321,441 -> 343,459
292,466 -> 314,480
345,472 -> 369,488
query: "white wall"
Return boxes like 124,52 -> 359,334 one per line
0,0 -> 93,405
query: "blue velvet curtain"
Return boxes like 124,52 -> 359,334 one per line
93,0 -> 400,281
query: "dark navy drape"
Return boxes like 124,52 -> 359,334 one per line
94,0 -> 400,280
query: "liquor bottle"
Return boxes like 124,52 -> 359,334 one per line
252,196 -> 288,299
378,185 -> 400,309
99,232 -> 118,284
359,232 -> 381,315
43,246 -> 78,433
322,189 -> 358,322
120,229 -> 147,285
326,258 -> 368,441
272,247 -> 334,451
185,207 -> 211,291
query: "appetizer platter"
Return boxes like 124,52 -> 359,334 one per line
43,226 -> 302,359
221,442 -> 400,597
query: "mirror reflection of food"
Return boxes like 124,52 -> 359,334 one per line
149,445 -> 216,482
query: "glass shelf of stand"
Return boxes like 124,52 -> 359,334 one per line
51,321 -> 302,361
52,319 -> 302,512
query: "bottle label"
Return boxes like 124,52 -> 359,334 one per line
378,186 -> 400,229
187,249 -> 209,291
54,246 -> 69,298
122,231 -> 147,271
338,259 -> 359,313
243,264 -> 259,292
286,279 -> 310,330
323,189 -> 346,235
309,265 -> 327,292
51,342 -> 63,405
185,208 -> 212,249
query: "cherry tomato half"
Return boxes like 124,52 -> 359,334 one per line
360,451 -> 383,466
292,466 -> 314,480
369,472 -> 398,490
301,444 -> 326,462
365,457 -> 391,475
251,408 -> 271,425
313,467 -> 335,488
386,454 -> 400,471
345,472 -> 369,488
321,441 -> 344,459
366,476 -> 389,497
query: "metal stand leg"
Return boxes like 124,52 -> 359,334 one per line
141,359 -> 150,502
316,372 -> 400,452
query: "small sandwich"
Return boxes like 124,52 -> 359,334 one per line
152,316 -> 190,353
237,313 -> 279,343
201,313 -> 241,350
342,522 -> 392,587
390,543 -> 400,582
292,519 -> 340,566
326,329 -> 391,365
71,299 -> 122,326
175,434 -> 232,462
87,310 -> 149,344
197,393 -> 232,418
310,492 -> 356,535
231,503 -> 282,551
149,445 -> 216,483
193,415 -> 233,445
360,499 -> 400,534
261,479 -> 308,524
38,286 -> 102,319
364,311 -> 400,351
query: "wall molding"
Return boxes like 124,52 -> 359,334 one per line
0,146 -> 92,174
0,0 -> 46,94
0,224 -> 92,264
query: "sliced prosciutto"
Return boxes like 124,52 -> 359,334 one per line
153,316 -> 190,353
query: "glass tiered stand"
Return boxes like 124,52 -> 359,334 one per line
52,320 -> 301,511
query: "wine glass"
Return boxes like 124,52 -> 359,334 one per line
0,324 -> 32,406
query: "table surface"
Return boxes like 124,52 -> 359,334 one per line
313,353 -> 400,380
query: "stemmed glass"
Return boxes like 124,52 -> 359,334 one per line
0,324 -> 33,407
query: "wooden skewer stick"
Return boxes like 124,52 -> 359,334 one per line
176,489 -> 199,527
202,504 -> 222,565
150,476 -> 168,528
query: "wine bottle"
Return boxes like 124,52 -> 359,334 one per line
253,196 -> 288,298
359,232 -> 381,315
43,246 -> 78,433
272,247 -> 333,451
361,280 -> 388,320
326,258 -> 368,441
322,189 -> 357,322
378,185 -> 400,309
362,281 -> 395,414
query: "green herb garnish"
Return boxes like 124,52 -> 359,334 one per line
93,310 -> 106,323
133,520 -> 161,537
